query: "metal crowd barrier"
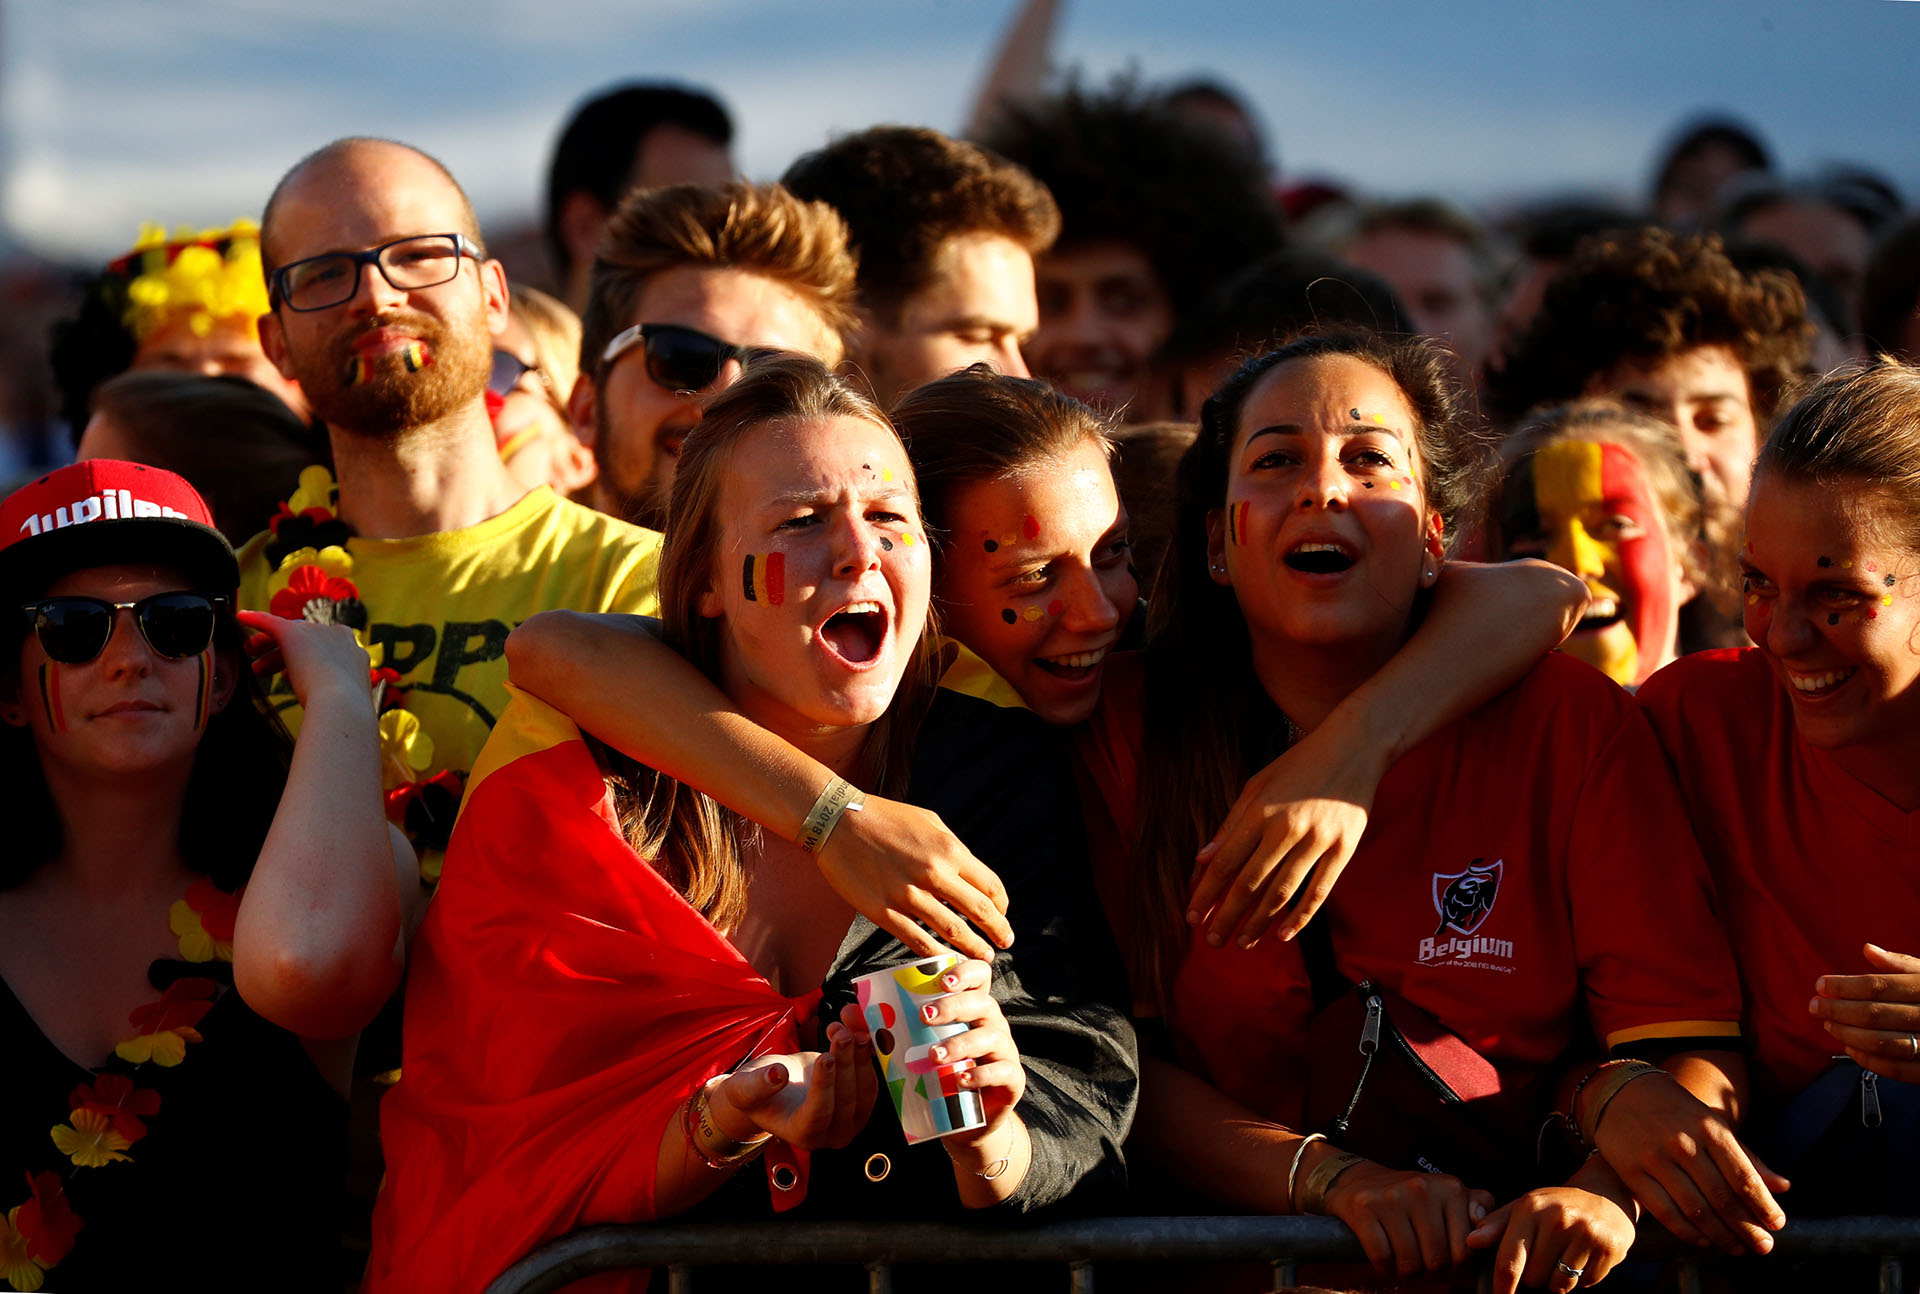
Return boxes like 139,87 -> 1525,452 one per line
486,1215 -> 1920,1294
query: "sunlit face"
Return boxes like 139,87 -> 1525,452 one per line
132,311 -> 309,420
1028,239 -> 1174,414
859,232 -> 1037,408
578,265 -> 841,530
1212,354 -> 1440,664
700,415 -> 931,739
935,438 -> 1136,727
1740,471 -> 1920,755
259,142 -> 506,436
1496,438 -> 1684,686
8,564 -> 231,779
1586,345 -> 1757,511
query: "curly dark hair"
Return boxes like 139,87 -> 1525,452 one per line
1491,228 -> 1810,427
782,126 -> 1060,325
978,77 -> 1284,318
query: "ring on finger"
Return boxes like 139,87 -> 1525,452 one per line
1555,1259 -> 1584,1278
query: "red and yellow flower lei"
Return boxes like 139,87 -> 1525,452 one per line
3,881 -> 240,1291
264,466 -> 464,883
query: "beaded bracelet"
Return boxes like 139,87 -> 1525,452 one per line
1566,1059 -> 1658,1149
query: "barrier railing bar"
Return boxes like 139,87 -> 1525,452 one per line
486,1216 -> 1920,1294
1068,1258 -> 1093,1293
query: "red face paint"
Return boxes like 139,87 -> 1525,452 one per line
1021,514 -> 1041,540
1600,443 -> 1676,675
38,663 -> 64,732
742,553 -> 785,606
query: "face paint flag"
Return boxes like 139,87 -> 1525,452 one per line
742,552 -> 785,606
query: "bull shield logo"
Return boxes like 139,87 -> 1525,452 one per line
1432,858 -> 1502,937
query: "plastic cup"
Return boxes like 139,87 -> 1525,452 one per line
852,952 -> 988,1143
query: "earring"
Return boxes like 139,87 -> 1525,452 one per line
1210,562 -> 1227,576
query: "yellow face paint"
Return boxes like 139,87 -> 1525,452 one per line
1533,440 -> 1639,686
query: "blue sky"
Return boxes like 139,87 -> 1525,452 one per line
5,0 -> 1915,261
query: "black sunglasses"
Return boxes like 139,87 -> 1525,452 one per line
20,593 -> 226,665
599,323 -> 780,395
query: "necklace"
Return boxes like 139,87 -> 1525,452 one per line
2,879 -> 241,1292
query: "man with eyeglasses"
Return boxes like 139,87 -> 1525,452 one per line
241,137 -> 663,878
570,180 -> 857,530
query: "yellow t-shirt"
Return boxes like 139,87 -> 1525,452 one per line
238,487 -> 661,791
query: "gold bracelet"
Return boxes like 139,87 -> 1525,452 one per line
797,776 -> 865,854
681,1076 -> 771,1170
1298,1149 -> 1366,1215
1576,1061 -> 1664,1146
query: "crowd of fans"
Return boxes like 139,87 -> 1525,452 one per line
4,33 -> 1920,1294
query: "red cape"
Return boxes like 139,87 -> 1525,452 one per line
367,686 -> 814,1293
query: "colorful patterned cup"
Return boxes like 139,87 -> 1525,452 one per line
853,953 -> 987,1143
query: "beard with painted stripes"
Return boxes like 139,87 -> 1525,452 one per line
301,310 -> 491,438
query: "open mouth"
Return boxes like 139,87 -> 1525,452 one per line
1033,645 -> 1111,682
1574,597 -> 1623,634
1283,541 -> 1356,575
819,600 -> 889,665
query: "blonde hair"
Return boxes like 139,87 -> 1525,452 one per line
507,285 -> 582,412
580,181 -> 858,375
603,355 -> 939,931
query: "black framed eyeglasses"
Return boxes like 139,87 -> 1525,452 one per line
271,233 -> 482,312
20,593 -> 226,665
600,323 -> 779,395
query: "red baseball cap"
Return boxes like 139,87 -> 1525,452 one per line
0,460 -> 238,599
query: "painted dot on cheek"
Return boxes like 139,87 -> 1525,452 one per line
1884,595 -> 1895,606
1747,594 -> 1759,605
1047,599 -> 1063,617
982,537 -> 997,553
902,532 -> 917,547
1828,613 -> 1841,626
1023,606 -> 1044,622
1363,481 -> 1374,490
1818,556 -> 1832,568
1001,609 -> 1017,625
1389,480 -> 1403,491
1886,574 -> 1897,588
1021,514 -> 1040,540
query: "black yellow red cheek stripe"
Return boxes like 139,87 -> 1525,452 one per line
742,553 -> 785,606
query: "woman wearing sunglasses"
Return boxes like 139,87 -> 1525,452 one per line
0,460 -> 412,1292
488,286 -> 597,499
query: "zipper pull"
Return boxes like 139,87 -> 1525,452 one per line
1361,994 -> 1382,1055
1861,1070 -> 1883,1129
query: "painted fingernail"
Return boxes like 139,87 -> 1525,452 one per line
822,1054 -> 836,1070
1470,1202 -> 1487,1221
932,1044 -> 947,1061
958,1070 -> 976,1087
943,974 -> 959,989
922,1004 -> 937,1022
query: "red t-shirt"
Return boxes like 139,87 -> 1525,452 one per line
1638,648 -> 1920,1098
1078,651 -> 1743,1125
